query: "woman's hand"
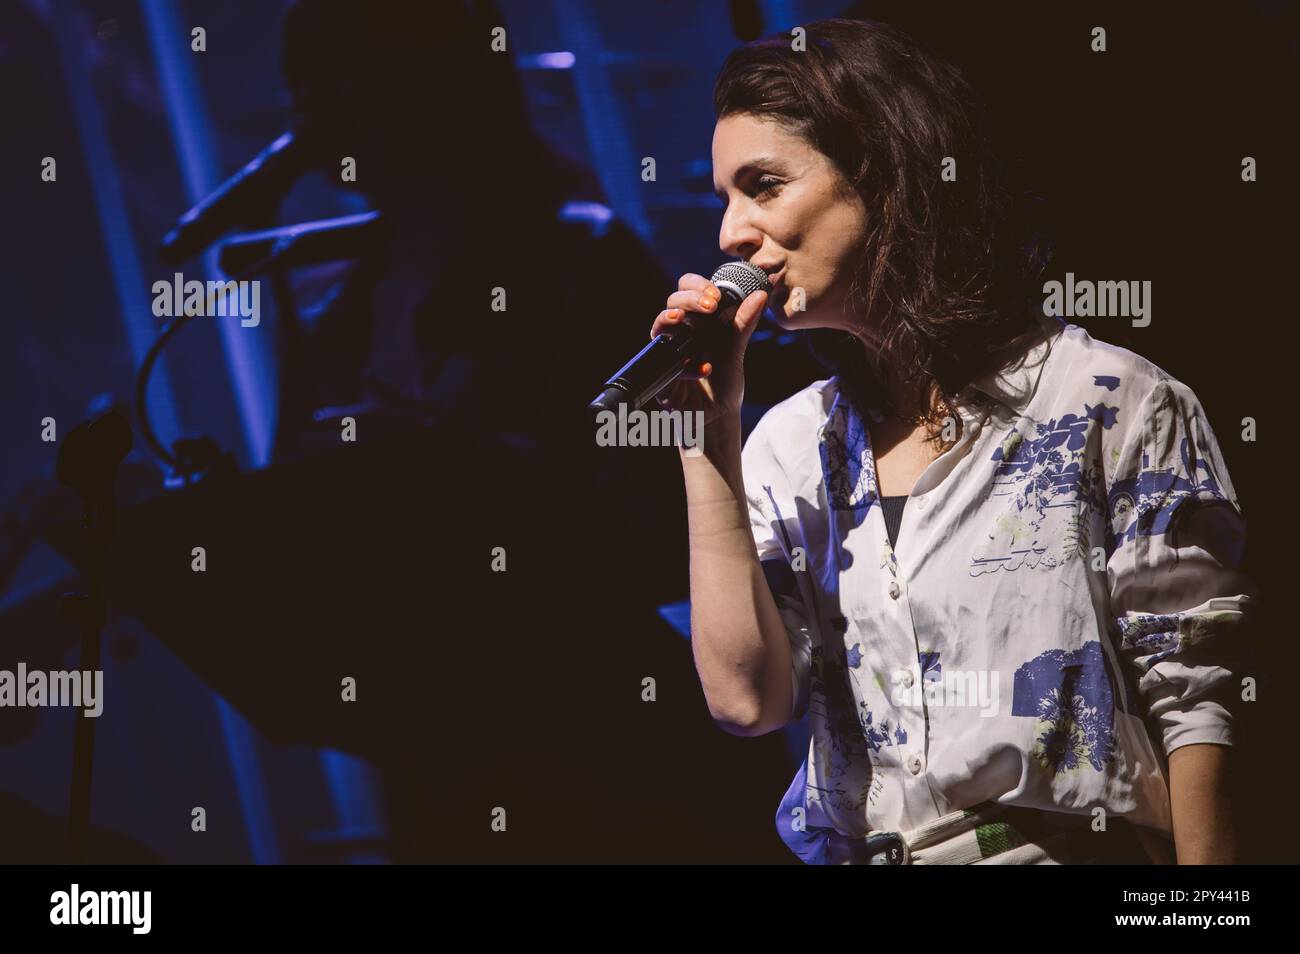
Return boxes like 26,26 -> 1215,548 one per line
648,272 -> 769,428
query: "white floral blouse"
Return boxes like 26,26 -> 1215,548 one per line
741,314 -> 1257,864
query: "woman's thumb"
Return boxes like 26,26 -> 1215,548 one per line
735,289 -> 769,340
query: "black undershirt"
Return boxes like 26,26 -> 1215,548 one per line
879,494 -> 908,551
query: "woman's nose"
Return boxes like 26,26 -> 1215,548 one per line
718,205 -> 763,260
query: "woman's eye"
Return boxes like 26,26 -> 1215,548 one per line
750,176 -> 783,199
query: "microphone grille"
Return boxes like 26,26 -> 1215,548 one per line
711,260 -> 772,299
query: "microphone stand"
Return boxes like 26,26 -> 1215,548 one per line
55,408 -> 132,864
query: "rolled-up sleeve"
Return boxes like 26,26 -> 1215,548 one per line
1105,377 -> 1258,757
741,417 -> 817,722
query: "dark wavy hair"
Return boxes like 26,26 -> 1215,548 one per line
713,17 -> 1052,432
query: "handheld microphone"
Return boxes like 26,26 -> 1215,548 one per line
588,260 -> 771,414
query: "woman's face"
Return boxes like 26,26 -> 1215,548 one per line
712,112 -> 869,334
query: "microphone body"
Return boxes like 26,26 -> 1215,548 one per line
589,261 -> 770,414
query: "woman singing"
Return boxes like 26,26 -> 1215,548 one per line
650,18 -> 1256,865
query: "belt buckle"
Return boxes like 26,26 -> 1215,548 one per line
862,831 -> 910,865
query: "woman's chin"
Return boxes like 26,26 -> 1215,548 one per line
766,292 -> 801,329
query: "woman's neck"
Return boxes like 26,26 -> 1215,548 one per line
852,329 -> 949,426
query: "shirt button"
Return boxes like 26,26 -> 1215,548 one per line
901,670 -> 914,688
907,754 -> 923,775
888,581 -> 901,600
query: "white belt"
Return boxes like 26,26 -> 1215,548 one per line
828,802 -> 1114,865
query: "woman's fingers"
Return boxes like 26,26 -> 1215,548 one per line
650,307 -> 685,339
665,286 -> 721,315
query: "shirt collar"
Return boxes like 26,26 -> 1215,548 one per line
817,313 -> 1065,513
